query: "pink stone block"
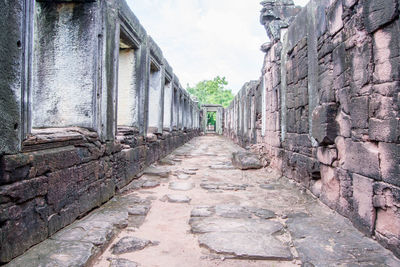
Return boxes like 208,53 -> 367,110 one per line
320,165 -> 340,209
353,173 -> 376,234
376,208 -> 400,239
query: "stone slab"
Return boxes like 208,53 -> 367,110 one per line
111,236 -> 158,255
198,232 -> 292,260
162,194 -> 191,203
190,217 -> 283,234
143,167 -> 170,178
6,240 -> 95,267
231,151 -> 263,170
169,182 -> 195,191
108,258 -> 138,267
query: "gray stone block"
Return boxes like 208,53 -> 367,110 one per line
312,103 -> 338,145
363,0 -> 399,33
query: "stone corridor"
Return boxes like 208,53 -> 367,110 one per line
8,136 -> 400,267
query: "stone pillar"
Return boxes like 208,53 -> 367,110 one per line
178,91 -> 184,130
163,78 -> 173,131
0,0 -> 33,154
136,40 -> 150,137
172,82 -> 179,130
147,37 -> 164,134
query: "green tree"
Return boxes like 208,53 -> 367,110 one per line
187,76 -> 234,108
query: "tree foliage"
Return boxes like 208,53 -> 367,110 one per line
207,112 -> 216,126
187,76 -> 234,108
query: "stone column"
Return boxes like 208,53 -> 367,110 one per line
147,37 -> 164,134
0,0 -> 33,154
178,91 -> 184,130
172,82 -> 179,130
163,77 -> 173,131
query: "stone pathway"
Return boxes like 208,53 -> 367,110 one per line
7,136 -> 400,267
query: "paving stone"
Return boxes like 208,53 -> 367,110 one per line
190,217 -> 283,234
198,232 -> 292,260
108,258 -> 138,267
169,181 -> 195,191
143,167 -> 170,178
191,206 -> 215,217
142,180 -> 160,189
200,182 -> 248,191
7,240 -> 95,267
128,205 -> 150,216
209,162 -> 235,170
286,211 -> 400,266
163,194 -> 191,203
111,236 -> 158,255
259,184 -> 276,190
158,158 -> 176,166
215,204 -> 252,219
231,151 -> 262,170
253,208 -> 276,219
180,169 -> 197,175
176,174 -> 190,180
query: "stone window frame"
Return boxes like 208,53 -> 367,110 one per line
116,14 -> 142,132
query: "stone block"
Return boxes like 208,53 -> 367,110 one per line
47,162 -> 100,212
312,103 -> 338,145
336,168 -> 353,217
350,42 -> 372,91
320,165 -> 340,209
341,139 -> 380,180
0,198 -> 49,263
352,173 -> 376,235
373,57 -> 400,83
363,0 -> 399,33
336,111 -> 351,138
327,0 -> 344,35
0,176 -> 48,204
350,96 -> 369,129
369,118 -> 398,142
373,81 -> 400,97
316,146 -> 337,166
232,151 -> 262,170
375,208 -> 400,257
48,202 -> 80,236
378,142 -> 400,186
369,94 -> 397,120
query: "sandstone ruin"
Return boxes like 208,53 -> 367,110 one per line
0,0 -> 399,265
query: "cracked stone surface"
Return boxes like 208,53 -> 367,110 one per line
12,136 -> 400,267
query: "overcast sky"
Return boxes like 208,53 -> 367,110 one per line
127,0 -> 309,94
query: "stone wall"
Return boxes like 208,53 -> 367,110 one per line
224,0 -> 400,258
0,0 -> 201,263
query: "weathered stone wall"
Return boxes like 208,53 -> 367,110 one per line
225,0 -> 400,258
0,0 -> 201,263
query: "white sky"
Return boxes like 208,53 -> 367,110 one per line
127,0 -> 309,93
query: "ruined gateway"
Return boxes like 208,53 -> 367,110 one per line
0,0 -> 399,266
